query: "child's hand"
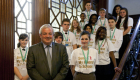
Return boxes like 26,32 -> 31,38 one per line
115,67 -> 122,73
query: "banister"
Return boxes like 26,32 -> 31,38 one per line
113,17 -> 140,80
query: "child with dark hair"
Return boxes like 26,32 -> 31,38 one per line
54,32 -> 72,80
70,31 -> 98,80
107,16 -> 123,66
82,24 -> 95,48
112,4 -> 122,22
88,14 -> 100,35
116,7 -> 133,63
79,13 -> 88,30
14,33 -> 31,80
95,27 -> 121,80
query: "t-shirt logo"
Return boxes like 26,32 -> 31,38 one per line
114,36 -> 115,38
90,56 -> 92,60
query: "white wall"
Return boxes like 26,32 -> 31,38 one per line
108,0 -> 115,14
115,0 -> 140,15
108,0 -> 140,15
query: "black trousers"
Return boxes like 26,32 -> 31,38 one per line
95,64 -> 114,80
65,67 -> 73,80
119,34 -> 130,64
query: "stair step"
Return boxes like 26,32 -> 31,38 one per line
134,66 -> 139,69
137,59 -> 140,62
131,74 -> 137,80
132,67 -> 139,75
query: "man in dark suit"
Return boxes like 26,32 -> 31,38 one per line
27,24 -> 69,80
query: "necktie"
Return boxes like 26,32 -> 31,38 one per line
22,49 -> 25,51
46,46 -> 52,74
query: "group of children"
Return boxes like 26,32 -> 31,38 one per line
14,1 -> 133,80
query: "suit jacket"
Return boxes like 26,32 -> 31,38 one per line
27,42 -> 69,80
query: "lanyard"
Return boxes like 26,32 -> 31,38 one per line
98,39 -> 104,54
80,22 -> 85,29
87,11 -> 90,20
81,47 -> 89,67
110,27 -> 116,40
19,47 -> 27,62
88,35 -> 92,45
62,31 -> 69,41
92,25 -> 96,34
73,30 -> 77,36
100,19 -> 106,26
120,20 -> 125,27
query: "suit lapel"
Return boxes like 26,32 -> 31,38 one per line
51,42 -> 57,75
39,42 -> 50,73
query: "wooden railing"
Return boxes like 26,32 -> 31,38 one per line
113,17 -> 140,80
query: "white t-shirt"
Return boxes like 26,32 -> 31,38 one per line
95,39 -> 115,65
107,28 -> 123,59
14,47 -> 30,80
78,34 -> 95,48
66,47 -> 71,64
97,18 -> 109,29
61,30 -> 77,61
70,48 -> 99,74
82,9 -> 97,22
119,17 -> 133,34
72,29 -> 81,44
79,21 -> 88,30
91,25 -> 100,35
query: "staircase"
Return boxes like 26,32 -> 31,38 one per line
113,17 -> 140,80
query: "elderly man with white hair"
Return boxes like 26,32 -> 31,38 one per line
27,24 -> 69,80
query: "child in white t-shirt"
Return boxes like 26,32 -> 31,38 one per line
97,8 -> 109,29
14,34 -> 30,80
88,14 -> 100,35
116,7 -> 133,63
107,16 -> 123,65
79,24 -> 95,48
82,1 -> 97,22
54,32 -> 71,63
61,18 -> 77,80
112,4 -> 122,22
79,13 -> 88,30
95,27 -> 121,80
70,19 -> 82,47
70,31 -> 98,80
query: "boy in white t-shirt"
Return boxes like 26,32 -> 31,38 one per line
61,18 -> 77,80
107,17 -> 123,65
82,1 -> 97,22
97,8 -> 109,29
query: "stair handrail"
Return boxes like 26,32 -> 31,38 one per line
113,17 -> 140,80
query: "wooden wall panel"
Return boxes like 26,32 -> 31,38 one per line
96,0 -> 108,17
0,0 -> 14,79
32,0 -> 49,45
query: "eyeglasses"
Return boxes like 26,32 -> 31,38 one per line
63,24 -> 70,26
